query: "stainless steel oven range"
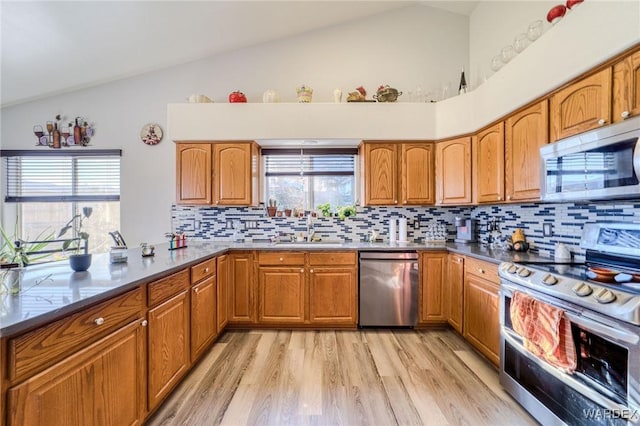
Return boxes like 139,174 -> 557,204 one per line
499,222 -> 640,426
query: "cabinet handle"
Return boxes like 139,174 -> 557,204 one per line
310,269 -> 314,273
598,118 -> 606,126
394,200 -> 398,203
403,200 -> 407,204
94,317 -> 105,325
507,195 -> 511,201
622,111 -> 631,119
478,268 -> 485,274
497,196 -> 502,201
141,320 -> 148,327
300,269 -> 304,273
204,267 -> 209,273
457,258 -> 462,263
279,257 -> 284,262
194,288 -> 199,293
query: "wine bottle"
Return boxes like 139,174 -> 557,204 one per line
74,117 -> 82,146
52,123 -> 61,149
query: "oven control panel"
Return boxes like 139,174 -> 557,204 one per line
499,262 -> 640,325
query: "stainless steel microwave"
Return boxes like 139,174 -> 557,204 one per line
540,115 -> 640,202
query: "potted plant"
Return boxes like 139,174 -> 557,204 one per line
337,205 -> 357,220
1,224 -> 53,294
59,207 -> 93,272
317,202 -> 333,218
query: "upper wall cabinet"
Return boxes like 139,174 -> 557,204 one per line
176,142 -> 260,206
473,122 -> 505,204
176,143 -> 212,205
504,100 -> 549,202
613,49 -> 640,123
550,68 -> 612,142
362,141 -> 434,206
435,137 -> 472,205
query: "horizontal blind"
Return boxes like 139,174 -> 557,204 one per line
263,149 -> 356,177
3,150 -> 121,202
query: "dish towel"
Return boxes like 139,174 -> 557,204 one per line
510,291 -> 577,373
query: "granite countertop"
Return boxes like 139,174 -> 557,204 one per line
0,240 -> 553,337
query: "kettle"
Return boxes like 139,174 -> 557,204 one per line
554,243 -> 572,261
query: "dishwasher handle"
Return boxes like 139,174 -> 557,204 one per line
359,251 -> 418,260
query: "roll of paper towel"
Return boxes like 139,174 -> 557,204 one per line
398,217 -> 408,242
389,219 -> 397,243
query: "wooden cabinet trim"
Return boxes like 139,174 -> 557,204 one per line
148,269 -> 190,307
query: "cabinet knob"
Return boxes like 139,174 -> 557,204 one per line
507,195 -> 511,201
403,200 -> 407,204
622,111 -> 631,119
141,320 -> 148,327
394,200 -> 398,203
194,288 -> 199,293
497,196 -> 502,201
478,268 -> 485,274
598,118 -> 606,126
457,258 -> 462,263
94,317 -> 105,326
279,257 -> 284,262
204,267 -> 209,273
300,269 -> 304,273
310,269 -> 314,273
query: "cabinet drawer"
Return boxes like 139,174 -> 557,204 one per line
465,257 -> 499,283
258,252 -> 305,265
191,257 -> 216,284
148,269 -> 190,306
309,252 -> 356,266
8,287 -> 143,382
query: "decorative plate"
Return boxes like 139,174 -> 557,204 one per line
140,123 -> 162,145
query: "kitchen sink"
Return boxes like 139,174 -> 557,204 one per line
273,240 -> 345,249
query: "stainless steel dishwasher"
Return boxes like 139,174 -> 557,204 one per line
358,251 -> 419,327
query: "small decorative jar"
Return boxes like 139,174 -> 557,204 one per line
296,85 -> 313,103
110,247 -> 128,264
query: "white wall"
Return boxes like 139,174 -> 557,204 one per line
0,4 -> 469,246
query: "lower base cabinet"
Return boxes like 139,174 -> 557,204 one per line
419,252 -> 447,325
147,290 -> 190,411
191,276 -> 217,362
446,254 -> 464,333
7,320 -> 146,426
463,272 -> 500,366
258,267 -> 306,323
309,266 -> 357,325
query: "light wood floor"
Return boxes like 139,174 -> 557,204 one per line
147,329 -> 536,426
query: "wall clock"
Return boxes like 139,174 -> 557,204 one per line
140,123 -> 163,145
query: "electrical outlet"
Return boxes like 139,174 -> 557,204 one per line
543,223 -> 553,237
413,219 -> 420,229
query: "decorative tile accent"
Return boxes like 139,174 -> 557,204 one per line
173,200 -> 640,260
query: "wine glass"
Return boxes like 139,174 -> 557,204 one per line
61,124 -> 71,146
528,20 -> 543,41
33,125 -> 44,146
501,45 -> 515,64
491,55 -> 503,72
513,33 -> 529,53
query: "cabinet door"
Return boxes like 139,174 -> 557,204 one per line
229,253 -> 255,323
148,290 -> 190,411
550,68 -> 612,141
401,142 -> 434,205
190,276 -> 216,362
613,49 -> 640,123
435,137 -> 472,205
309,266 -> 357,325
176,143 -> 212,205
447,254 -> 464,334
419,252 -> 447,324
505,100 -> 549,202
473,122 -> 505,203
8,320 -> 146,426
217,254 -> 229,333
258,267 -> 305,323
463,275 -> 500,366
213,143 -> 252,205
363,143 -> 398,205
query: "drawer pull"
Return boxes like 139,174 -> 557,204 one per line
94,317 -> 105,325
194,288 -> 199,294
310,269 -> 314,273
598,118 -> 606,126
478,268 -> 485,274
457,258 -> 462,263
279,257 -> 284,262
141,320 -> 148,327
622,111 -> 630,119
204,267 -> 209,273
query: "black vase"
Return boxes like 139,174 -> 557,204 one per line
69,254 -> 92,272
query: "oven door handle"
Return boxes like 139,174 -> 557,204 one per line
502,331 -> 633,414
501,282 -> 639,345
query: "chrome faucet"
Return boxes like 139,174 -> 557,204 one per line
306,216 -> 315,242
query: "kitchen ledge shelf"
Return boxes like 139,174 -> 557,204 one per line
0,241 -> 551,337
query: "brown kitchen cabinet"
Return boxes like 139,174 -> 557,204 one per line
217,254 -> 229,333
362,141 -> 434,206
7,320 -> 146,426
419,251 -> 447,325
550,67 -> 612,141
229,252 -> 256,324
473,122 -> 505,204
463,258 -> 500,367
308,252 -> 357,325
446,253 -> 464,334
613,48 -> 640,123
435,137 -> 472,205
505,100 -> 549,202
147,270 -> 191,411
258,267 -> 306,324
190,257 -> 217,362
176,143 -> 212,205
213,142 -> 260,206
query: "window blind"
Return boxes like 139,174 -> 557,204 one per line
2,150 -> 121,202
263,148 -> 357,177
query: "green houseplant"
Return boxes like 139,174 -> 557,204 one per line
58,207 -> 93,272
1,223 -> 53,294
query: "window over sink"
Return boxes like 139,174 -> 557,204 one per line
262,148 -> 357,212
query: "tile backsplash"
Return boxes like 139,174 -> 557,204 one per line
173,199 -> 640,260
